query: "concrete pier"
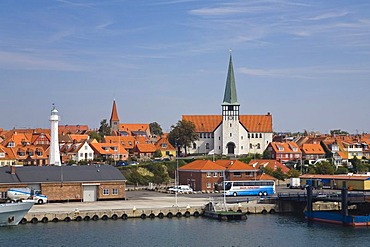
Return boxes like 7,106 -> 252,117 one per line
22,196 -> 278,224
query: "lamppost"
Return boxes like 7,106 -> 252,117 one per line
175,142 -> 179,207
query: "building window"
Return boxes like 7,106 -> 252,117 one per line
257,143 -> 261,149
213,172 -> 218,177
103,189 -> 109,195
241,146 -> 243,150
248,134 -> 250,138
206,183 -> 211,189
89,153 -> 93,157
233,172 -> 241,177
250,143 -> 253,149
206,172 -> 211,177
230,133 -> 232,137
260,133 -> 262,138
251,134 -> 254,138
112,189 -> 118,195
241,136 -> 243,140
219,146 -> 221,150
85,145 -> 88,150
207,133 -> 211,138
80,153 -> 83,157
200,133 -> 203,138
161,143 -> 167,148
193,143 -> 196,149
206,143 -> 210,149
219,172 -> 223,177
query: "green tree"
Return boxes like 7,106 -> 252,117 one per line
287,169 -> 301,178
351,156 -> 367,173
168,120 -> 198,156
262,149 -> 271,159
149,122 -> 163,137
335,166 -> 349,174
89,131 -> 102,142
272,167 -> 287,181
315,161 -> 335,174
98,119 -> 111,137
154,149 -> 162,158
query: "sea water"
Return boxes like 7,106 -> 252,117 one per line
1,214 -> 370,247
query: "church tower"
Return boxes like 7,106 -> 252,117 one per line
110,99 -> 120,132
49,105 -> 61,166
221,50 -> 240,156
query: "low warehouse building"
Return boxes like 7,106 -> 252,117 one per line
0,165 -> 126,202
300,174 -> 370,191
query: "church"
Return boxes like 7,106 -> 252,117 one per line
183,52 -> 273,156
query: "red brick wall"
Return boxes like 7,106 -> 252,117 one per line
179,171 -> 223,191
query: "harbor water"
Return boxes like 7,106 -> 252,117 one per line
1,214 -> 370,247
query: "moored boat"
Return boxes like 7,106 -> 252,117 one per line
0,201 -> 35,226
203,198 -> 247,221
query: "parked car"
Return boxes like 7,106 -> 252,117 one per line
167,185 -> 193,193
116,161 -> 128,167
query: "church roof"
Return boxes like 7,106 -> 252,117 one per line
110,100 -> 119,122
182,114 -> 272,133
223,51 -> 238,105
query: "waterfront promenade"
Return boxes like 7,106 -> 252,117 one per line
24,191 -> 275,223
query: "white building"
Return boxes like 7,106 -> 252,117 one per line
183,52 -> 273,156
49,105 -> 61,165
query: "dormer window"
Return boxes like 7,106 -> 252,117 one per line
161,143 -> 167,148
8,142 -> 15,147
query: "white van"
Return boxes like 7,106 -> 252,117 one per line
168,185 -> 193,193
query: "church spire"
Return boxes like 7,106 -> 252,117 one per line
223,49 -> 238,105
110,99 -> 120,132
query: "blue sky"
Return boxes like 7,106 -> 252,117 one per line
1,0 -> 369,134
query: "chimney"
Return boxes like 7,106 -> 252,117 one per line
10,166 -> 16,175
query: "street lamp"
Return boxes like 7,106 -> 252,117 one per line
175,142 -> 179,207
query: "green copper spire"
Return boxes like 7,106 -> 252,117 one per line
223,50 -> 238,105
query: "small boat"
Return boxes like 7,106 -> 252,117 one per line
0,201 -> 35,226
203,198 -> 247,221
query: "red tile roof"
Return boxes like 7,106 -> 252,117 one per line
215,160 -> 257,171
110,100 -> 119,122
302,144 -> 325,155
182,114 -> 272,133
136,144 -> 156,153
248,159 -> 290,174
179,160 -> 226,171
300,174 -> 370,181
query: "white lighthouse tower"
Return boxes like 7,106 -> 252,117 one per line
49,104 -> 61,166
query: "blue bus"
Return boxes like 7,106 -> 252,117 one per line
224,180 -> 275,196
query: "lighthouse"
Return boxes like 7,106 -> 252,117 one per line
49,105 -> 61,166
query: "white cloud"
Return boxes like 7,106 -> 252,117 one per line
306,10 -> 348,21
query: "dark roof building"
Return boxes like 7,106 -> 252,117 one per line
0,165 -> 126,202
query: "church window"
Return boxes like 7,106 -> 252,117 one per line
219,146 -> 221,150
193,143 -> 196,149
241,146 -> 243,150
251,134 -> 254,138
260,133 -> 262,138
241,136 -> 243,140
207,133 -> 210,138
250,143 -> 253,149
228,105 -> 233,111
212,133 -> 214,138
206,143 -> 209,149
219,136 -> 220,140
230,123 -> 232,127
248,134 -> 250,138
257,143 -> 261,149
230,133 -> 232,137
200,133 -> 203,138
